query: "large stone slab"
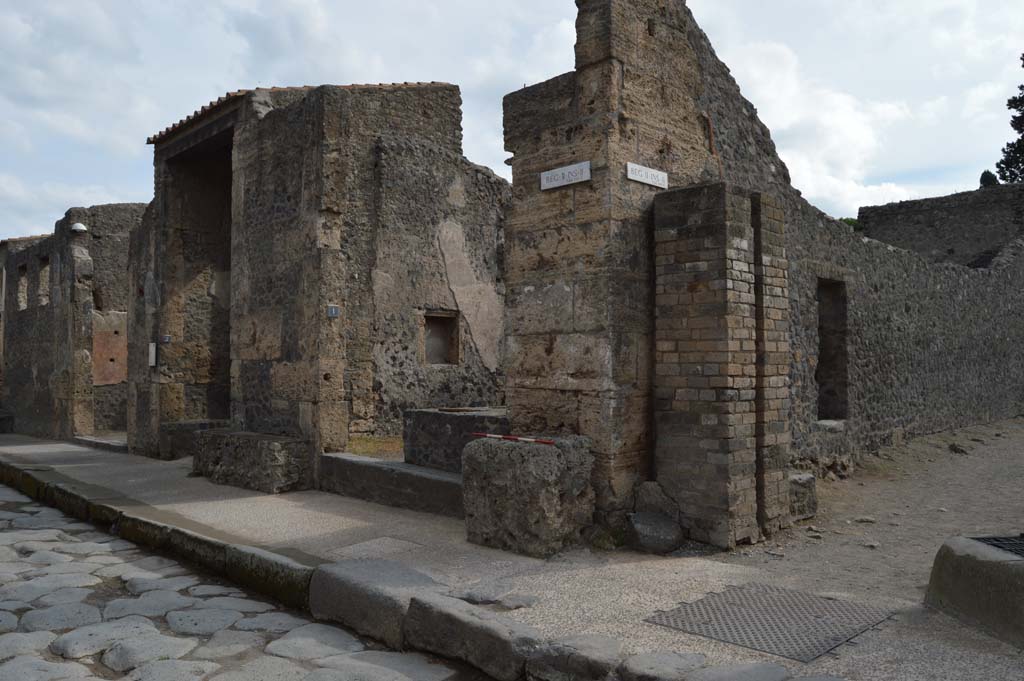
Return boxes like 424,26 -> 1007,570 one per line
50,616 -> 158,658
403,408 -> 510,473
462,436 -> 595,558
264,623 -> 364,660
925,536 -> 1024,648
319,454 -> 464,518
309,559 -> 445,650
193,430 -> 312,494
404,592 -> 543,681
102,633 -> 198,672
157,420 -> 230,461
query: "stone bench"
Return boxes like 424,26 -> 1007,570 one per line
192,430 -> 312,494
403,407 -> 509,473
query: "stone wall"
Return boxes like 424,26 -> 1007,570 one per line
859,184 -> 1024,267
503,0 -> 1024,527
130,84 -> 507,460
3,205 -> 142,439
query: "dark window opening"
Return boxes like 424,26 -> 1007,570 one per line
424,312 -> 459,365
93,288 -> 105,312
816,279 -> 848,421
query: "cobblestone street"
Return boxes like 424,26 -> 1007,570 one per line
0,485 -> 477,681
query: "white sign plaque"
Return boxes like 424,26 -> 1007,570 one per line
541,161 -> 592,191
627,162 -> 669,189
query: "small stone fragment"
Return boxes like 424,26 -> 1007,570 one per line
626,512 -> 685,555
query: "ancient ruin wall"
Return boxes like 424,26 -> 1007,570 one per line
506,0 -> 1024,507
3,205 -> 142,438
315,85 -> 507,442
858,184 -> 1024,267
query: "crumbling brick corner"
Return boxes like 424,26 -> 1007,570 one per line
652,182 -> 791,548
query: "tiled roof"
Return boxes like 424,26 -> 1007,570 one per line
146,82 -> 454,145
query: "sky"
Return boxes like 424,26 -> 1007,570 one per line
0,1 -> 1021,240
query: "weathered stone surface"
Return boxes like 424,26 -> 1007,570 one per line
193,431 -> 312,494
925,536 -> 1024,649
18,603 -> 101,632
0,611 -> 15,633
234,612 -> 309,633
191,630 -> 266,660
166,609 -> 242,636
194,596 -> 273,613
318,454 -> 464,519
347,651 -> 460,681
0,631 -> 56,659
308,659 -> 410,681
264,623 -> 364,660
619,652 -> 708,681
38,588 -> 92,606
157,420 -> 230,461
204,655 -> 305,681
223,545 -> 313,610
404,593 -> 544,681
101,633 -> 198,672
50,616 -> 158,658
125,659 -> 219,681
403,408 -> 510,473
462,436 -> 595,558
789,473 -> 818,521
309,559 -> 444,650
103,591 -> 196,619
126,576 -> 200,595
687,663 -> 792,681
626,513 -> 685,555
0,655 -> 93,680
526,634 -> 623,681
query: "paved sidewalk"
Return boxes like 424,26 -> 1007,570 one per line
0,421 -> 1022,681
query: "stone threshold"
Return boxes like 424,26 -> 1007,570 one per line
0,444 -> 836,681
319,452 -> 464,518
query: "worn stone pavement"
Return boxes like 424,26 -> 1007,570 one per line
0,485 -> 480,681
0,419 -> 1022,680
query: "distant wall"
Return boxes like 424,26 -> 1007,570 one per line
859,185 -> 1024,267
2,204 -> 142,438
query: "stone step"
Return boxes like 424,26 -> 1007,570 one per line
71,435 -> 129,454
319,454 -> 463,519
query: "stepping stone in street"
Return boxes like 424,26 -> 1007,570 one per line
102,632 -> 199,672
0,631 -> 56,659
49,615 -> 158,658
126,575 -> 200,595
39,588 -> 93,606
0,654 -> 92,680
166,609 -> 243,636
191,630 -> 265,660
0,611 -> 16,634
18,603 -> 102,632
125,659 -> 219,681
103,590 -> 196,619
194,596 -> 274,613
265,623 -> 365,660
234,612 -> 309,633
206,655 -> 306,681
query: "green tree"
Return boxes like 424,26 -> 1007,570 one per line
980,170 -> 1000,187
996,53 -> 1024,184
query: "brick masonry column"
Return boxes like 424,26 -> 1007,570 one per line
652,183 -> 790,547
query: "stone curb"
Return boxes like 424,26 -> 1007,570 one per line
0,455 -> 843,681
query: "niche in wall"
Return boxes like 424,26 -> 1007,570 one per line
424,311 -> 460,365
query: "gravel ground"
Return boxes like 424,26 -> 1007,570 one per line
0,485 -> 481,681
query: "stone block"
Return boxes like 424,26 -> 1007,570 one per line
309,559 -> 445,650
157,420 -> 230,461
526,634 -> 623,681
193,430 -> 312,494
404,592 -> 544,681
618,652 -> 707,681
403,408 -> 509,474
319,453 -> 464,518
225,545 -> 314,610
925,536 -> 1024,649
462,436 -> 595,558
789,473 -> 817,521
626,512 -> 685,555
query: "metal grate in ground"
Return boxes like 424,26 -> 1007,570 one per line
646,583 -> 893,663
973,535 -> 1024,559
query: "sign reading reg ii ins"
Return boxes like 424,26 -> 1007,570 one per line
627,162 -> 669,189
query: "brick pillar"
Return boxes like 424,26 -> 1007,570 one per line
652,183 -> 790,547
